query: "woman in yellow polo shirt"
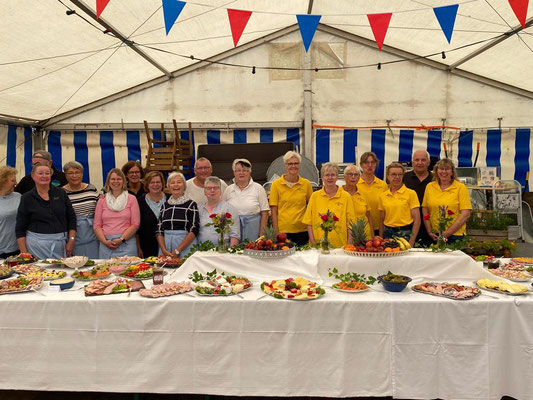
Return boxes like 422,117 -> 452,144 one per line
270,151 -> 313,246
341,164 -> 373,240
303,163 -> 355,248
357,152 -> 388,236
422,158 -> 472,244
378,163 -> 420,247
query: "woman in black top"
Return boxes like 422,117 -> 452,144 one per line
156,172 -> 199,258
122,161 -> 146,199
16,163 -> 76,259
136,171 -> 167,258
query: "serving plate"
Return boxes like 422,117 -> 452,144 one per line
330,282 -> 370,293
411,283 -> 481,300
474,280 -> 530,296
195,279 -> 253,296
343,249 -> 409,258
261,277 -> 325,300
243,247 -> 295,259
0,277 -> 43,295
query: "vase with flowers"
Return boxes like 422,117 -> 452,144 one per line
318,210 -> 339,254
205,212 -> 234,253
425,205 -> 455,251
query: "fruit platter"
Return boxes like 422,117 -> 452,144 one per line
139,281 -> 194,298
412,282 -> 481,300
119,263 -> 166,280
84,278 -> 144,296
243,229 -> 295,259
23,269 -> 67,281
261,277 -> 325,300
72,266 -> 111,281
0,276 -> 43,295
195,274 -> 252,296
0,265 -> 14,280
488,268 -> 531,282
476,279 -> 529,295
155,255 -> 184,268
343,234 -> 411,258
6,252 -> 38,265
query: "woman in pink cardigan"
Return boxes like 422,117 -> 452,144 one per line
94,168 -> 140,259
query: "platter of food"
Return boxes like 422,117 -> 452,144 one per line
0,276 -> 43,295
62,256 -> 88,269
343,237 -> 411,258
0,265 -> 14,280
195,275 -> 252,296
109,256 -> 143,265
412,282 -> 481,300
12,264 -> 43,275
488,268 -> 531,282
475,279 -> 529,296
330,281 -> 370,293
155,255 -> 184,268
84,278 -> 144,296
511,257 -> 533,265
243,232 -> 296,259
72,266 -> 111,281
38,259 -> 65,268
261,277 -> 325,300
22,269 -> 66,281
119,263 -> 166,280
6,253 -> 38,265
139,281 -> 194,298
143,256 -> 158,264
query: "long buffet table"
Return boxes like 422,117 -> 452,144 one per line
0,250 -> 532,400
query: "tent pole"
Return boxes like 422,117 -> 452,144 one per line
303,50 -> 313,161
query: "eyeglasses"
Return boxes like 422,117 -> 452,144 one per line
286,162 -> 300,167
66,171 -> 82,176
196,166 -> 211,171
344,173 -> 360,177
235,169 -> 250,173
128,170 -> 141,175
205,186 -> 220,191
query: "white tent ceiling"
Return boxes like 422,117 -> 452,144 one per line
0,0 -> 531,125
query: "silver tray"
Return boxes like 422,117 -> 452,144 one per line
474,281 -> 530,296
243,247 -> 296,259
0,280 -> 43,295
411,284 -> 481,300
195,280 -> 253,296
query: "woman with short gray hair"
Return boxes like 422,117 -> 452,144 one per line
63,161 -> 99,258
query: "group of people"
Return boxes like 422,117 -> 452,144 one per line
0,147 -> 472,261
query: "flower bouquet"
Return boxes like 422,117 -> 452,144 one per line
425,205 -> 457,252
318,210 -> 338,254
205,212 -> 234,253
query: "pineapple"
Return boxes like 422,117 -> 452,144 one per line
349,218 -> 369,246
262,224 -> 277,249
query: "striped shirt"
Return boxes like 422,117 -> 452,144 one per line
64,184 -> 99,217
156,199 -> 200,236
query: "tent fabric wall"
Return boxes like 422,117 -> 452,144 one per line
0,124 -> 33,177
44,128 -> 302,190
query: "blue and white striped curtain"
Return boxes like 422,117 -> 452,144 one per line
0,124 -> 34,177
314,128 -> 532,190
45,127 -> 301,190
3,124 -> 531,192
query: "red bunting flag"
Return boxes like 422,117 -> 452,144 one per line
367,13 -> 392,51
508,0 -> 529,28
227,9 -> 252,47
96,0 -> 111,19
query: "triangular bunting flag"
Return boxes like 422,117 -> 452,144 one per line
433,4 -> 459,43
367,13 -> 392,51
227,9 -> 252,47
508,0 -> 529,28
296,14 -> 321,52
96,0 -> 111,19
162,0 -> 186,35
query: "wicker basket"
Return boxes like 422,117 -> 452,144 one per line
243,247 -> 296,259
343,249 -> 410,258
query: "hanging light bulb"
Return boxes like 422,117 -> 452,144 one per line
252,66 -> 256,74
441,51 -> 446,59
377,63 -> 381,70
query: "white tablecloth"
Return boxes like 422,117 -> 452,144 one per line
0,250 -> 531,399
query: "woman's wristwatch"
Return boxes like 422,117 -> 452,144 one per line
174,249 -> 180,256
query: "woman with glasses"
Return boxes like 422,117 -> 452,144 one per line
341,164 -> 373,240
198,176 -> 240,247
378,162 -> 420,247
63,161 -> 99,258
269,151 -> 313,246
422,158 -> 471,244
223,159 -> 269,242
303,163 -> 355,248
122,161 -> 145,199
136,171 -> 167,258
357,152 -> 388,236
